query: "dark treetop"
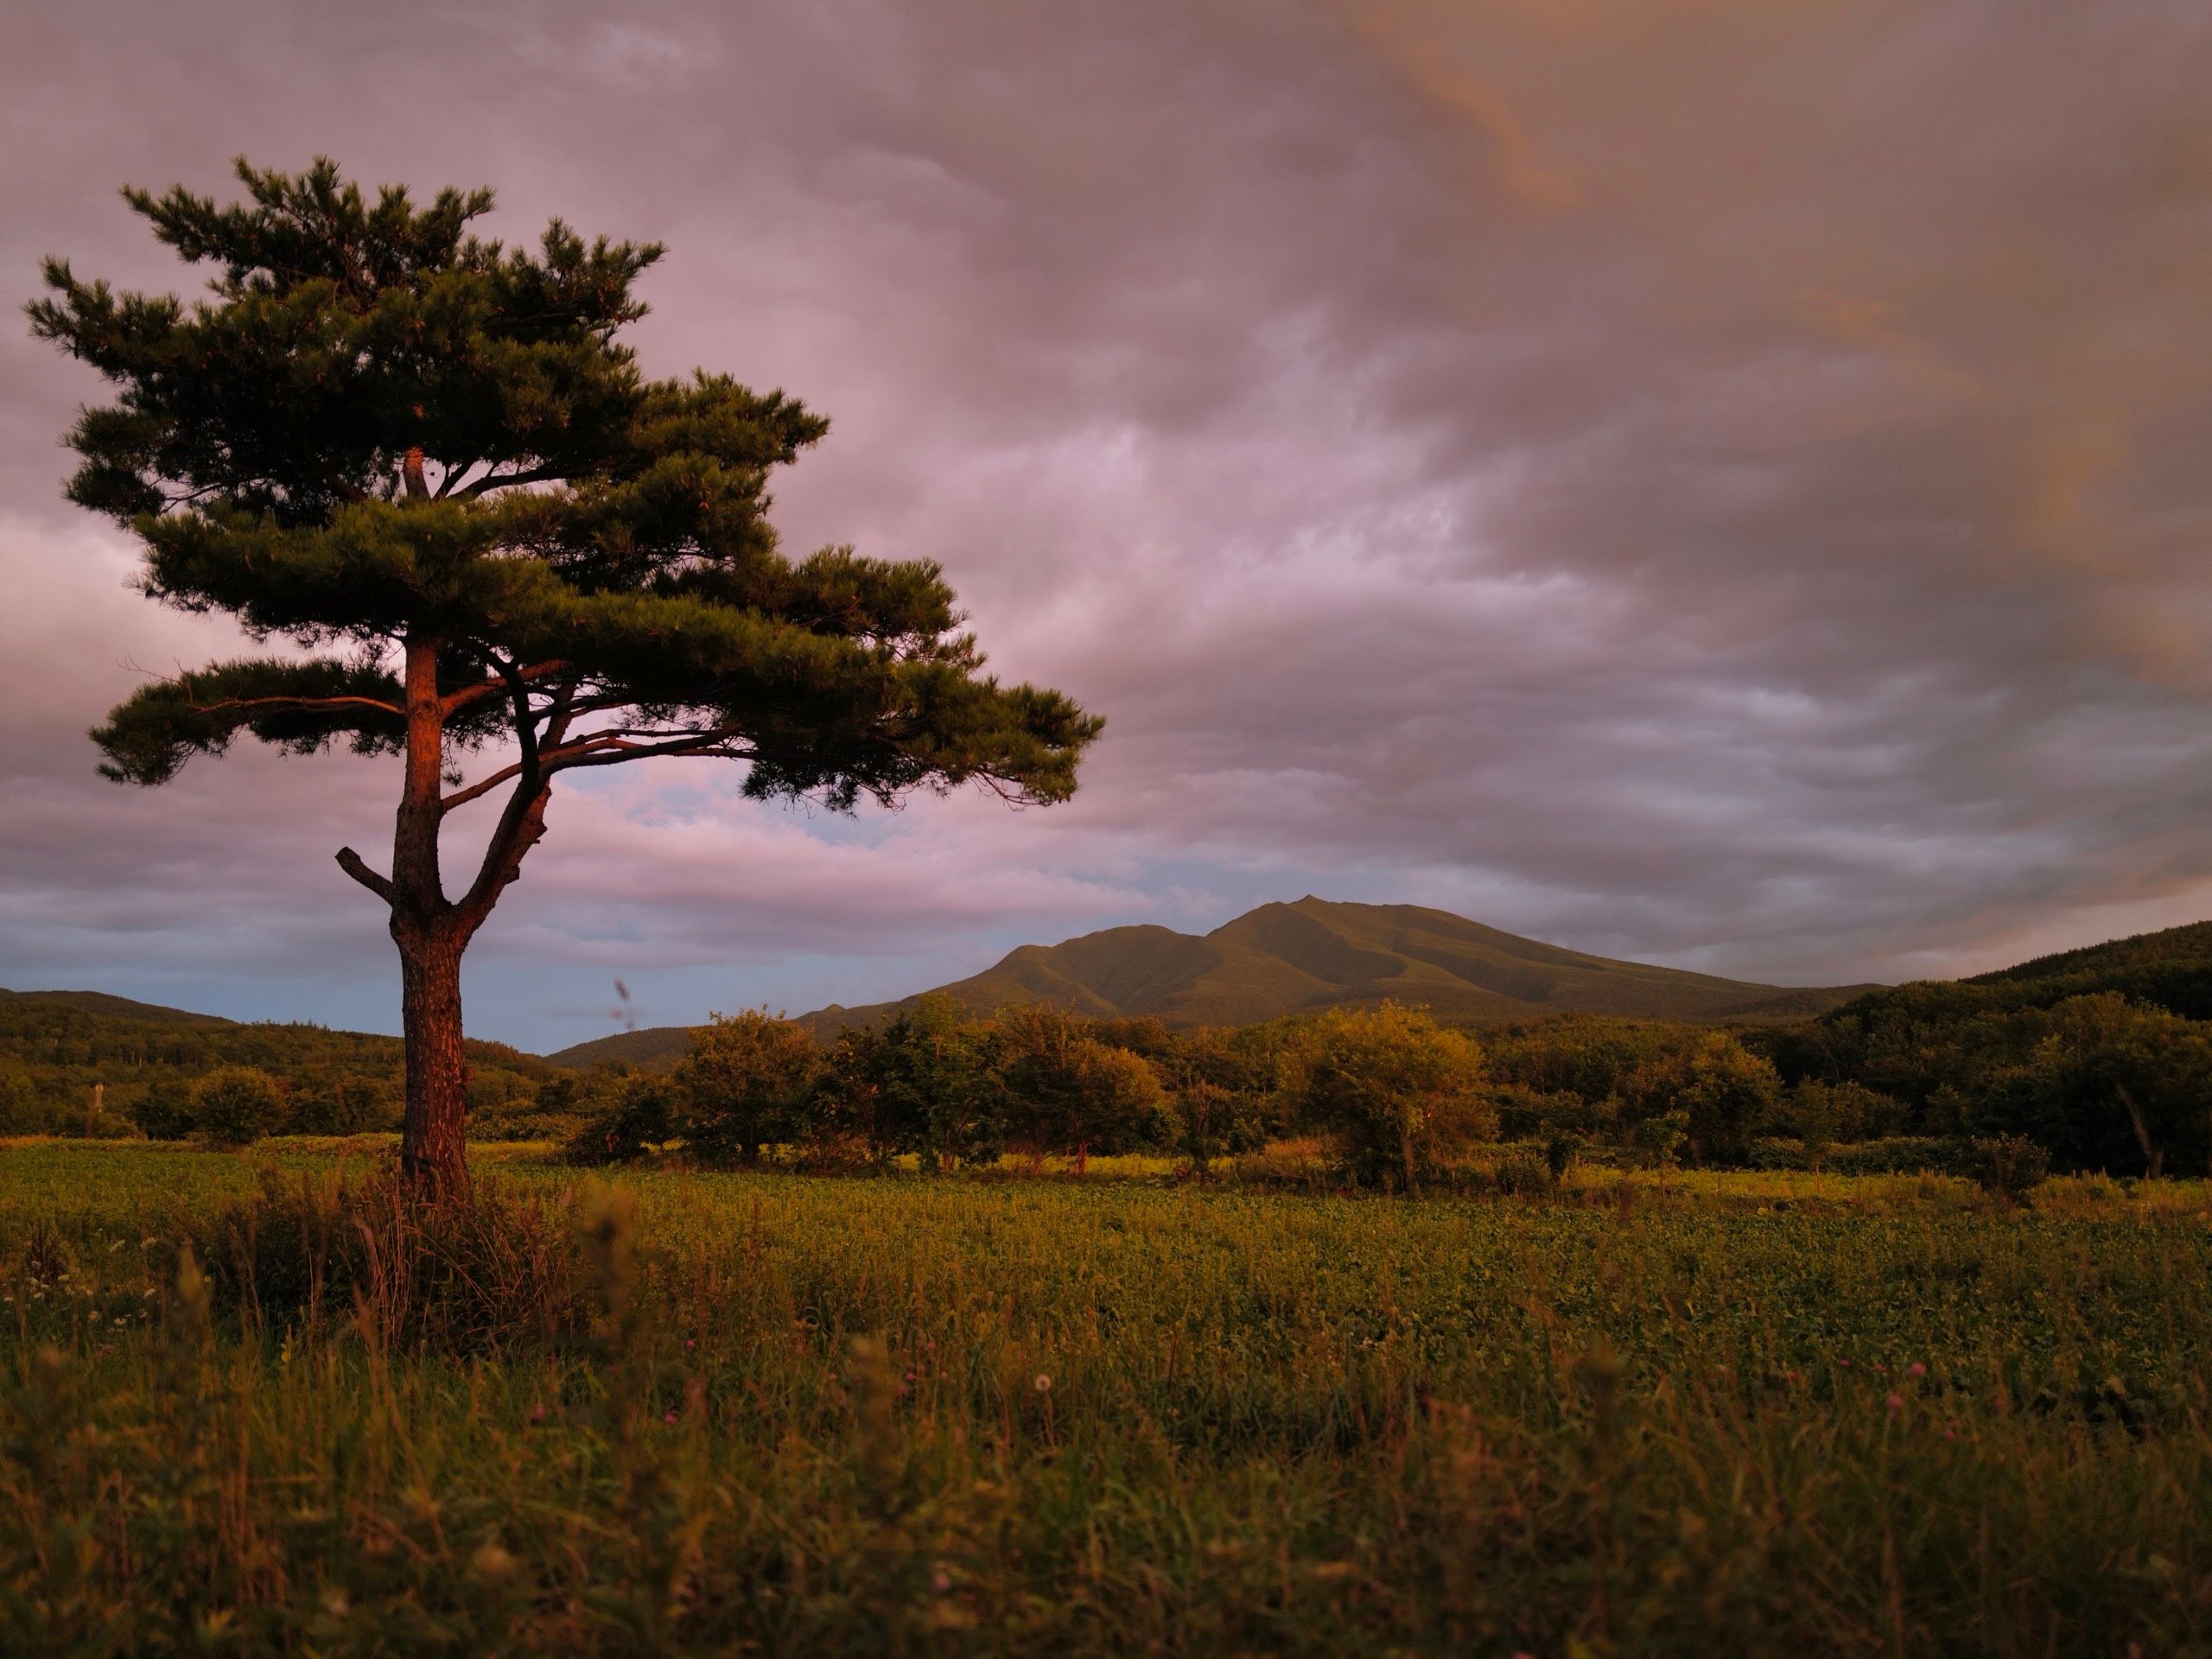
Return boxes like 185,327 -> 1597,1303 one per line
32,160 -> 1098,819
29,158 -> 1101,1189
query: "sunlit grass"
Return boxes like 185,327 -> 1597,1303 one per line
1,1140 -> 2207,1653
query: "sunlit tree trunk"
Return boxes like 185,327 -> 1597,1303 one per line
391,631 -> 471,1197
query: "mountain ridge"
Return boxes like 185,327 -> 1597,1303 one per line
546,897 -> 1876,1069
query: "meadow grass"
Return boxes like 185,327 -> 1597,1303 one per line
1,1141 -> 2208,1655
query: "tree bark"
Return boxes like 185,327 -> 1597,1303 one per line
391,633 -> 471,1198
397,926 -> 470,1196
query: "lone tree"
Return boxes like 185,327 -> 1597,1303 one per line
31,160 -> 1101,1195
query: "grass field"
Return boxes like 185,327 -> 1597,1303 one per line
2,1141 -> 2209,1655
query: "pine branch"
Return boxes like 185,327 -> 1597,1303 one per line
334,846 -> 396,904
451,463 -> 575,499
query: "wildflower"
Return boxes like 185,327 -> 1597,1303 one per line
1907,1362 -> 1927,1378
664,1409 -> 678,1424
528,1403 -> 548,1424
931,1570 -> 952,1592
1839,1358 -> 1851,1369
684,1338 -> 696,1349
1033,1373 -> 1052,1394
1886,1393 -> 1904,1414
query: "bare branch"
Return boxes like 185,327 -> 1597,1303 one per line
547,729 -> 757,771
440,658 -> 572,716
451,462 -> 574,500
441,761 -> 526,813
335,846 -> 396,904
199,694 -> 404,717
454,771 -> 552,932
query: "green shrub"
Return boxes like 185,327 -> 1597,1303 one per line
1289,1002 -> 1493,1191
0,1072 -> 46,1135
676,1011 -> 821,1167
1676,1032 -> 1782,1165
186,1167 -> 590,1352
1629,1109 -> 1688,1168
288,1075 -> 391,1135
1970,1134 -> 2050,1204
129,1085 -> 198,1141
815,995 -> 999,1168
992,1005 -> 1169,1161
1544,1130 -> 1579,1180
189,1066 -> 287,1147
564,1075 -> 679,1166
1491,1147 -> 1558,1198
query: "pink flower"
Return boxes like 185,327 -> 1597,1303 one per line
664,1410 -> 678,1424
1907,1362 -> 1926,1378
1886,1393 -> 1904,1414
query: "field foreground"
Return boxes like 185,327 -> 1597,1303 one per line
2,1144 -> 2209,1656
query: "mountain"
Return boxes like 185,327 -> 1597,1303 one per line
0,987 -> 551,1079
546,898 -> 1871,1068
1968,919 -> 2212,986
1949,918 -> 2212,1020
0,988 -> 237,1027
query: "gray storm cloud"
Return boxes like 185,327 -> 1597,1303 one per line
2,0 -> 2209,1045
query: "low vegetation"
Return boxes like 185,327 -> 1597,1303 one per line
0,1143 -> 2205,1654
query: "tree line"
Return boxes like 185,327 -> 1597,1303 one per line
12,969 -> 2209,1189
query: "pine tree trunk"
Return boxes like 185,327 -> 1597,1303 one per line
391,632 -> 470,1198
397,928 -> 471,1197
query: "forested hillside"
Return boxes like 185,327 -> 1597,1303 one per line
0,989 -> 556,1138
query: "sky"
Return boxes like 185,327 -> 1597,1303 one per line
3,0 -> 2211,1052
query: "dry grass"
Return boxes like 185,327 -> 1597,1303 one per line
0,1141 -> 2207,1654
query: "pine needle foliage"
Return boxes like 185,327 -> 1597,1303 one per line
30,159 -> 1102,1192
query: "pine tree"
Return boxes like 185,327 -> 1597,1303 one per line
31,159 -> 1101,1194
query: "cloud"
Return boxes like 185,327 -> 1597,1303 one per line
2,0 -> 2210,1046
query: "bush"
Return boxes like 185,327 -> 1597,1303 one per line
289,1075 -> 391,1135
130,1086 -> 198,1141
1491,1083 -> 1607,1141
1971,1134 -> 2050,1204
992,1006 -> 1168,1161
676,1011 -> 821,1166
186,1167 -> 591,1352
0,1072 -> 43,1135
1490,1147 -> 1558,1198
1629,1109 -> 1688,1168
1677,1033 -> 1782,1166
815,995 -> 1000,1168
1289,1003 -> 1493,1191
189,1066 -> 287,1147
564,1075 -> 680,1166
1744,1135 -> 1989,1176
1544,1131 -> 1579,1180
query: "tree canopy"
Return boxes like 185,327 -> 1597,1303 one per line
32,159 -> 1101,1191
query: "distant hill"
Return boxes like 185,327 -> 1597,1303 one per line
547,898 -> 1872,1068
0,987 -> 550,1078
0,988 -> 237,1027
1938,918 -> 2212,1021
1968,919 -> 2212,986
